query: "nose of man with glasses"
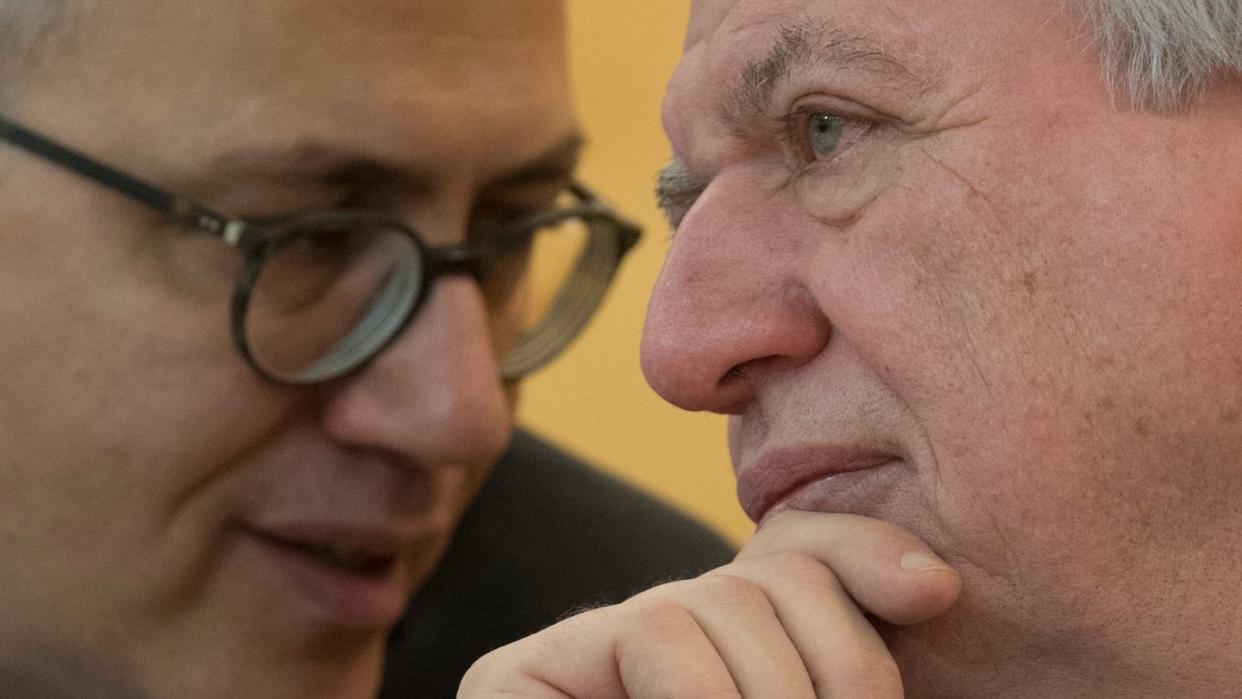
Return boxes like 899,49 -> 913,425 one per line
0,114 -> 640,384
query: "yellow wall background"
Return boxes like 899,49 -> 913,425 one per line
517,1 -> 754,545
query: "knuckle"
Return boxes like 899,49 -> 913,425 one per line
696,571 -> 773,609
458,650 -> 505,694
767,550 -> 844,591
463,645 -> 504,674
622,594 -> 700,634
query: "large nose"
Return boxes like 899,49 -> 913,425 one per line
640,177 -> 831,414
318,276 -> 512,468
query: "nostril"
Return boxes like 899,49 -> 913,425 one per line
721,354 -> 789,387
720,356 -> 767,388
715,355 -> 787,412
720,364 -> 747,384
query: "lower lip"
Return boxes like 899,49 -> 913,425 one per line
759,459 -> 901,526
247,533 -> 412,629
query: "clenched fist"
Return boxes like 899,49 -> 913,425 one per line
460,512 -> 961,697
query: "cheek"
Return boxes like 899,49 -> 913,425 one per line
89,243 -> 289,476
816,130 -> 1242,601
805,149 -> 1109,542
794,137 -> 904,226
0,210 -> 293,533
807,154 -> 1025,438
0,217 -> 304,651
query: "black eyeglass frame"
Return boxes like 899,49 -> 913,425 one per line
0,114 -> 641,384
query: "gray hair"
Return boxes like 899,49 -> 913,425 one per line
0,1 -> 1237,113
0,0 -> 95,103
1076,0 -> 1242,110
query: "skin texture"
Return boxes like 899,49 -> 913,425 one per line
0,0 -> 575,696
645,0 -> 1242,695
462,512 -> 960,697
466,0 -> 1242,696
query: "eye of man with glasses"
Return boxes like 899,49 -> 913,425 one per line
0,114 -> 640,385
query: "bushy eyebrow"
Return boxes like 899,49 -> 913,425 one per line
656,22 -> 930,228
655,157 -> 709,228
724,21 -> 932,130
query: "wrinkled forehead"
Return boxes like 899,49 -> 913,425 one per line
668,0 -> 1078,153
72,0 -> 569,101
24,0 -> 575,191
680,0 -> 943,81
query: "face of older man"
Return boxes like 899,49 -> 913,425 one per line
0,0 -> 574,695
645,0 -> 1242,691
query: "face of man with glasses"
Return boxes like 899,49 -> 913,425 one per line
0,0 -> 635,696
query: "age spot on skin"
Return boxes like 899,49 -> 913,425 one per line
1021,271 -> 1037,297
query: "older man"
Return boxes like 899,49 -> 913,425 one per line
463,0 -> 1242,696
0,1 -> 735,697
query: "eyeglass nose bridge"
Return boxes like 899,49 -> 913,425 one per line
423,243 -> 488,283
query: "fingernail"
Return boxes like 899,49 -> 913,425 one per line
901,551 -> 952,572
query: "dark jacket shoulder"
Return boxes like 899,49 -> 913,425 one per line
380,429 -> 737,698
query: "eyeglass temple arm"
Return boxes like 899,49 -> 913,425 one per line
0,114 -> 238,240
568,181 -> 642,250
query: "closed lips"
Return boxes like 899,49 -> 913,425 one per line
244,526 -> 399,577
736,447 -> 899,523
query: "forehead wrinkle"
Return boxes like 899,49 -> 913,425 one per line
723,19 -> 933,130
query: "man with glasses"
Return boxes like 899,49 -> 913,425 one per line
0,1 -> 731,696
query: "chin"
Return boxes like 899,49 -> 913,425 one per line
137,632 -> 388,699
879,607 -> 1006,698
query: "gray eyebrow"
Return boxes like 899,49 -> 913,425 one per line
657,23 -> 928,227
655,157 -> 709,227
725,21 -> 931,128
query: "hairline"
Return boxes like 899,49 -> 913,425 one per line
1066,0 -> 1242,110
0,1 -> 98,108
726,3 -> 1240,118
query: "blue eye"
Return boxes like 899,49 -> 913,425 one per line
807,113 -> 844,158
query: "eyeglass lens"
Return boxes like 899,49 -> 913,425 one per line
240,207 -> 618,384
243,223 -> 423,383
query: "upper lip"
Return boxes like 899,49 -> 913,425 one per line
242,521 -> 438,559
736,445 -> 899,524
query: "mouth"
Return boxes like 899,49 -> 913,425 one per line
241,524 -> 420,629
253,529 -> 397,576
736,446 -> 901,525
